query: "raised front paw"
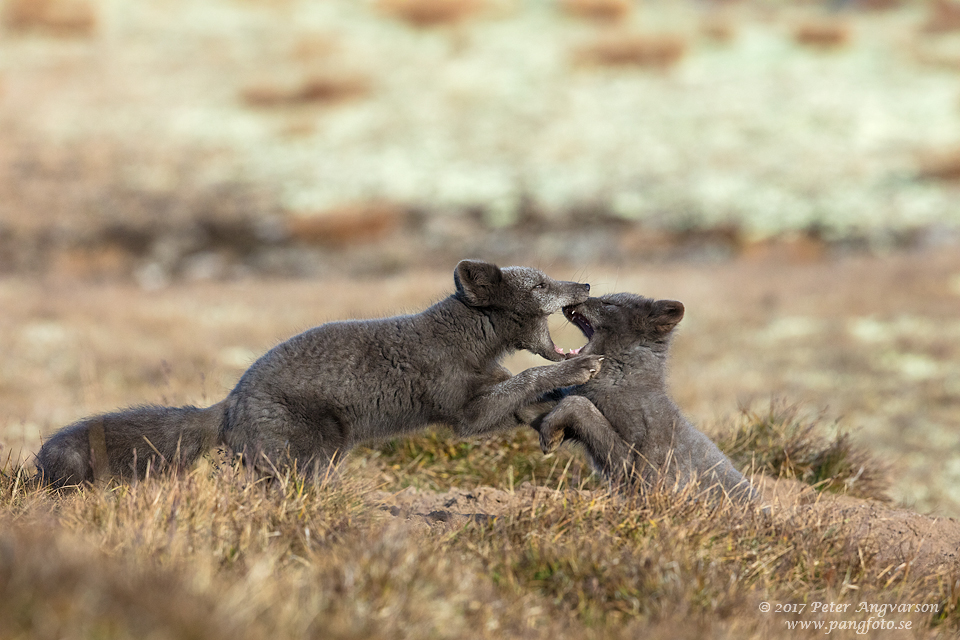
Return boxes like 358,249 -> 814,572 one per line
558,355 -> 604,386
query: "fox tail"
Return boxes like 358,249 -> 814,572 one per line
36,401 -> 226,487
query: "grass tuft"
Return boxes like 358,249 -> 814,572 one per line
716,402 -> 890,501
454,484 -> 874,629
933,576 -> 960,630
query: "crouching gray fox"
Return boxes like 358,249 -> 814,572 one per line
36,260 -> 603,486
524,293 -> 760,505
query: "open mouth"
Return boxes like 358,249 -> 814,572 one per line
551,305 -> 594,357
564,306 -> 595,339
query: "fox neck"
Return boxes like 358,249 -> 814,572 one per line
428,295 -> 519,363
601,350 -> 668,388
590,350 -> 679,421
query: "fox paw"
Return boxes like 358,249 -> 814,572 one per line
539,426 -> 565,455
561,355 -> 604,385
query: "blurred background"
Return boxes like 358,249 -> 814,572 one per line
0,0 -> 958,514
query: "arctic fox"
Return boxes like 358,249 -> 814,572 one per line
37,260 -> 602,486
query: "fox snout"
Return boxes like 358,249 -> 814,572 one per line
548,281 -> 590,312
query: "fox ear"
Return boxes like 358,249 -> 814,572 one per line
454,260 -> 503,307
650,299 -> 684,333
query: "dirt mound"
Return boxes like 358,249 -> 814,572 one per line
371,477 -> 960,577
754,475 -> 960,576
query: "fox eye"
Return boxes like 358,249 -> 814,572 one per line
533,282 -> 546,290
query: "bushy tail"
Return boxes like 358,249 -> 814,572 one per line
36,401 -> 226,487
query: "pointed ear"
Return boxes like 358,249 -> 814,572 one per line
651,300 -> 684,333
454,260 -> 503,307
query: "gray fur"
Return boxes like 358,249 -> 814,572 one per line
36,260 -> 601,487
525,293 -> 760,505
35,404 -> 224,486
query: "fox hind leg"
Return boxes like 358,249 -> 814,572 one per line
536,396 -> 634,481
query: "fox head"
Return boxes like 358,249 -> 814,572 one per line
453,260 -> 591,361
563,293 -> 684,361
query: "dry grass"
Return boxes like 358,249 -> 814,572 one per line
559,0 -> 632,24
575,32 -> 688,70
0,521 -> 239,640
0,424 -> 957,640
716,402 -> 890,501
376,0 -> 487,28
3,1 -> 960,629
792,19 -> 852,49
357,427 -> 603,493
2,253 -> 960,637
241,73 -> 370,108
362,401 -> 894,502
1,0 -> 96,37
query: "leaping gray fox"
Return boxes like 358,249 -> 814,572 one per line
36,260 -> 602,486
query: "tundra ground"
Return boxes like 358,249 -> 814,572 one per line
2,249 -> 960,639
